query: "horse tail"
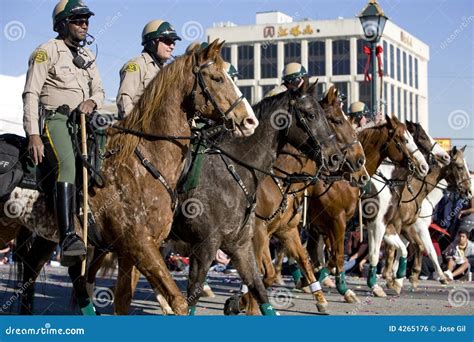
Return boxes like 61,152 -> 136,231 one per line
12,226 -> 34,313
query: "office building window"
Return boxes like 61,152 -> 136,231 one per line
240,86 -> 252,103
238,45 -> 254,80
409,92 -> 413,121
261,44 -> 278,79
403,90 -> 407,121
383,82 -> 388,115
396,48 -> 401,82
332,39 -> 350,75
403,51 -> 407,84
415,95 -> 419,122
409,55 -> 413,87
390,44 -> 394,79
308,41 -> 325,76
390,84 -> 395,116
359,82 -> 371,110
383,40 -> 388,77
221,46 -> 231,62
397,87 -> 401,119
284,42 -> 301,64
357,39 -> 367,75
415,58 -> 419,89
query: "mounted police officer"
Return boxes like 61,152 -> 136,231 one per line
347,101 -> 370,129
22,0 -> 104,266
264,62 -> 308,98
117,19 -> 181,119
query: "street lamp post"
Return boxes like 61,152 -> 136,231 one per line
358,0 -> 388,117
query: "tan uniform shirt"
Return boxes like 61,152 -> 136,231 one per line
22,38 -> 105,136
264,84 -> 288,99
116,52 -> 161,118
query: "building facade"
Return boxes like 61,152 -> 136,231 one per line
207,11 -> 429,127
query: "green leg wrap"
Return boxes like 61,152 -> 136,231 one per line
367,265 -> 378,288
188,306 -> 197,316
289,263 -> 302,283
259,303 -> 279,316
80,301 -> 97,316
335,272 -> 349,295
316,267 -> 330,282
396,256 -> 407,279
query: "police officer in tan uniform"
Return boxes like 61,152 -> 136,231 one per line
22,0 -> 104,266
264,62 -> 308,98
117,19 -> 181,118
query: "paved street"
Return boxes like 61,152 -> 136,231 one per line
0,265 -> 472,316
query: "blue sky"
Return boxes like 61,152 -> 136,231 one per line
0,0 -> 473,166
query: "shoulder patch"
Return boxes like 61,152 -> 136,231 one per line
124,62 -> 139,72
33,49 -> 48,64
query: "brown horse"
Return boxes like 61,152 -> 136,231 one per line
381,145 -> 471,294
2,40 -> 258,315
305,115 -> 429,303
239,86 -> 368,315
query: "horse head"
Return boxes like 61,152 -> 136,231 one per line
383,115 -> 429,178
186,39 -> 258,137
320,85 -> 369,185
280,78 -> 343,172
445,146 -> 472,199
406,120 -> 450,167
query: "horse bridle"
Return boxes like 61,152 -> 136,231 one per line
289,96 -> 337,171
191,54 -> 245,131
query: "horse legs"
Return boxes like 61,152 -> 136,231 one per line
128,240 -> 188,315
113,255 -> 138,315
383,232 -> 408,295
366,221 -> 387,297
187,244 -> 217,315
14,230 -> 57,315
328,215 -> 359,303
276,227 -> 328,313
231,242 -> 278,315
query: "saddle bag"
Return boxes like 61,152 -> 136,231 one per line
0,134 -> 25,198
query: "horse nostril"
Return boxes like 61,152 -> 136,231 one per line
357,158 -> 365,167
244,117 -> 256,128
421,164 -> 429,172
331,154 -> 341,165
361,175 -> 370,184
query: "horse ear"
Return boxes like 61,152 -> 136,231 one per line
461,145 -> 467,152
452,146 -> 458,156
201,39 -> 219,60
216,40 -> 226,55
307,78 -> 319,98
300,76 -> 310,93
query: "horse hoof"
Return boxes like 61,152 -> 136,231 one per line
387,279 -> 403,295
274,276 -> 286,286
202,284 -> 215,298
322,277 -> 336,288
372,284 -> 387,297
224,295 -> 241,316
344,289 -> 360,303
439,277 -> 449,285
314,291 -> 329,314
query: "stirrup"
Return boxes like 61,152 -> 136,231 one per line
60,234 -> 86,267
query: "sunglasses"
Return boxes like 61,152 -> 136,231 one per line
159,38 -> 176,46
69,18 -> 89,26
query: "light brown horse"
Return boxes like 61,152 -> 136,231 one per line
1,40 -> 258,315
239,86 -> 368,314
382,146 -> 471,294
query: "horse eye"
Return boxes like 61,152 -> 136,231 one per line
307,113 -> 316,120
211,76 -> 224,83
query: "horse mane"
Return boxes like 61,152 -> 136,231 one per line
109,50 -> 223,164
252,89 -> 291,120
358,115 -> 404,147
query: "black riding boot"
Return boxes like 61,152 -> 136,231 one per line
54,182 -> 86,266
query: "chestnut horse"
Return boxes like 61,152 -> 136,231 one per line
305,115 -> 429,303
3,40 -> 258,315
380,144 -> 471,294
